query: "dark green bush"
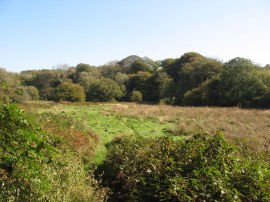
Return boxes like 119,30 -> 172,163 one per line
0,104 -> 55,201
99,134 -> 270,201
86,78 -> 124,102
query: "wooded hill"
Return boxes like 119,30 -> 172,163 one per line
1,52 -> 270,108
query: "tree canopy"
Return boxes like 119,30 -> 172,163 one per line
1,52 -> 270,108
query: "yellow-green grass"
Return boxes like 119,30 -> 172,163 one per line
107,103 -> 270,153
21,102 -> 270,163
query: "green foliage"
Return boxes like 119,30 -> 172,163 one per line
27,71 -> 59,100
0,104 -> 55,201
183,78 -> 221,106
3,52 -> 270,108
163,52 -> 223,104
146,72 -> 175,102
76,63 -> 94,73
24,86 -> 39,100
130,90 -> 142,102
113,72 -> 129,85
99,133 -> 270,201
0,68 -> 37,103
163,52 -> 204,81
0,104 -> 107,201
183,87 -> 206,106
87,78 -> 124,102
100,65 -> 122,79
54,81 -> 86,102
130,59 -> 154,74
126,71 -> 152,101
0,81 -> 10,103
218,57 -> 265,107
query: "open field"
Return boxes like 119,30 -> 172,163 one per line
107,103 -> 270,153
21,102 -> 270,163
13,102 -> 270,200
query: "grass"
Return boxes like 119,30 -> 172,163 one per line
107,103 -> 270,154
18,101 -> 270,201
26,103 -> 173,164
21,102 -> 270,163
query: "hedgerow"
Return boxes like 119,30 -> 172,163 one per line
98,134 -> 270,201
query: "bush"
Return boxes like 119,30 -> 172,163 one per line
86,78 -> 124,102
0,104 -> 55,201
98,133 -> 270,201
0,105 -> 107,201
182,87 -> 205,106
54,81 -> 86,102
25,86 -> 40,100
130,90 -> 142,102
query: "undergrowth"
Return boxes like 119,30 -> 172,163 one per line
98,133 -> 270,201
0,104 -> 107,201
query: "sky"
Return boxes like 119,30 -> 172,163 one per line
0,0 -> 270,72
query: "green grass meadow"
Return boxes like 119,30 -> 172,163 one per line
38,103 -> 174,164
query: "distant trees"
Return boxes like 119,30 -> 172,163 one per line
86,78 -> 124,102
54,81 -> 85,102
163,52 -> 223,104
25,70 -> 58,100
24,86 -> 39,100
130,91 -> 142,102
218,58 -> 265,107
0,68 -> 39,103
2,52 -> 270,108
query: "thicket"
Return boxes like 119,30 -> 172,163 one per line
0,104 -> 106,201
98,134 -> 270,201
0,104 -> 55,200
0,68 -> 39,103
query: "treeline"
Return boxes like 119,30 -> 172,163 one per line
1,52 -> 270,107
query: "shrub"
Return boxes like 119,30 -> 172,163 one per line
86,78 -> 124,102
130,90 -> 142,102
0,104 -> 107,201
54,81 -> 86,102
0,104 -> 55,201
98,133 -> 270,201
182,87 -> 205,106
25,86 -> 40,100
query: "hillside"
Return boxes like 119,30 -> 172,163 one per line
1,52 -> 270,109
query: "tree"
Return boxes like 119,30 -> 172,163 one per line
0,68 -> 33,103
163,52 -> 204,81
126,71 -> 152,101
100,65 -> 122,79
144,72 -> 174,102
162,52 -> 223,104
86,78 -> 124,102
25,86 -> 39,100
130,91 -> 142,102
129,59 -> 154,74
54,81 -> 85,102
28,71 -> 58,100
0,81 -> 10,103
218,57 -> 264,107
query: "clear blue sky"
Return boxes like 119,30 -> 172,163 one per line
0,0 -> 269,72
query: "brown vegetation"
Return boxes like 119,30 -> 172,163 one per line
107,103 -> 270,153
